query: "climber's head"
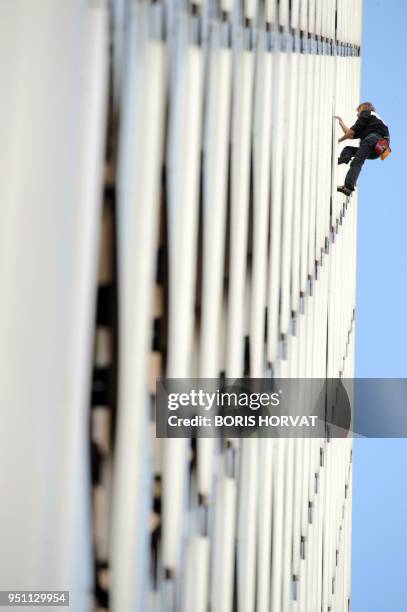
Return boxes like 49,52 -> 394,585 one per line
356,102 -> 375,115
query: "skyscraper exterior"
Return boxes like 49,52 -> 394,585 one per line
0,0 -> 362,610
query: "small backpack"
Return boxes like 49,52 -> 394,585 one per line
374,138 -> 391,160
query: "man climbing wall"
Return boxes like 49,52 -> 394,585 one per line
335,102 -> 390,196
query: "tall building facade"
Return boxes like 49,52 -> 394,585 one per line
0,0 -> 362,611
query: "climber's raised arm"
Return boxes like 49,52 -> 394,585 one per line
334,115 -> 350,134
338,128 -> 355,143
334,115 -> 355,142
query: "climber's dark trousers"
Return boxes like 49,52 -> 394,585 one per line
338,132 -> 381,190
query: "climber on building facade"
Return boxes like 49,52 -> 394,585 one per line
335,102 -> 390,197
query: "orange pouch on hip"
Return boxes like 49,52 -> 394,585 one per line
381,147 -> 391,160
